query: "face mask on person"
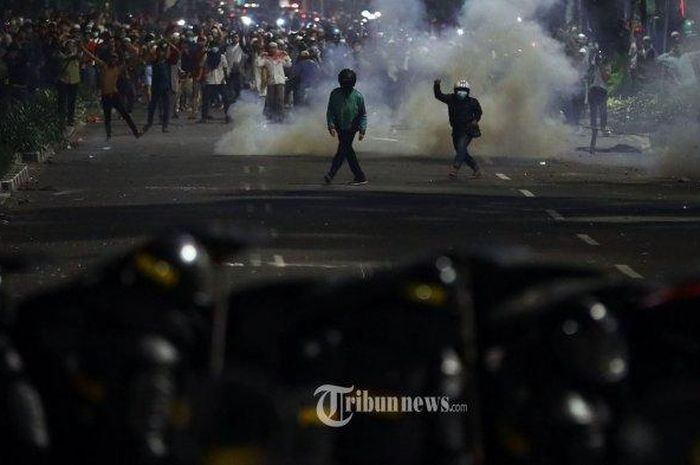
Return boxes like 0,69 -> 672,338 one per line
456,90 -> 469,100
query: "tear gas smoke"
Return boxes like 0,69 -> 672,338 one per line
215,0 -> 578,159
656,123 -> 700,178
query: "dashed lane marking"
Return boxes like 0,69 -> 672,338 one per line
519,189 -> 535,198
495,173 -> 511,181
615,264 -> 644,279
576,234 -> 600,246
250,254 -> 262,267
222,259 -> 392,270
546,209 -> 565,221
272,255 -> 286,268
566,216 -> 700,224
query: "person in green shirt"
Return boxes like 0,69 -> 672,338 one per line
55,39 -> 81,127
324,68 -> 368,186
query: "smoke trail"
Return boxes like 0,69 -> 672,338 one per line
215,0 -> 578,159
370,0 -> 426,28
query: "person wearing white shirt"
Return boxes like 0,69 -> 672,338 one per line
200,45 -> 232,124
224,34 -> 245,101
261,42 -> 291,122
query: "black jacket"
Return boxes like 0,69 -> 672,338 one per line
434,82 -> 483,133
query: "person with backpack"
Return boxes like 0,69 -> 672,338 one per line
434,78 -> 483,178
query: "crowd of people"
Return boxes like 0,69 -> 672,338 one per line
0,8 -> 375,140
1,7 -> 697,147
557,22 -> 697,152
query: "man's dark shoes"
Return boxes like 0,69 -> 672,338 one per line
348,179 -> 368,186
323,175 -> 332,185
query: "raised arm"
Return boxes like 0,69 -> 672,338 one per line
164,40 -> 181,56
434,79 -> 449,103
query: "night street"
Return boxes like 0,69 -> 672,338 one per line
5,0 -> 700,461
2,113 -> 700,299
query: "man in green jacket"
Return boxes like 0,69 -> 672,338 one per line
324,68 -> 368,186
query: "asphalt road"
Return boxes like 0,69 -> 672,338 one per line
2,105 -> 700,300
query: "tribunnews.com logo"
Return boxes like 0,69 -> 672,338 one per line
313,384 -> 469,428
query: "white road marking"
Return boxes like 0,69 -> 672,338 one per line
223,262 -> 246,267
53,189 -> 83,196
242,183 -> 251,191
275,262 -> 388,270
250,254 -> 262,267
519,189 -> 535,198
370,137 -> 400,142
272,255 -> 286,268
223,258 -> 391,271
546,209 -> 565,221
144,186 -> 218,192
615,264 -> 644,279
496,173 -> 511,181
576,233 -> 600,246
566,216 -> 700,224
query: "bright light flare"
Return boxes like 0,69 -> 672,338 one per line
180,244 -> 198,263
241,16 -> 253,26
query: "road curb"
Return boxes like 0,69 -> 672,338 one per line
18,147 -> 55,164
1,162 -> 30,193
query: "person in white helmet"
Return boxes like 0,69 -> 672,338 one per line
434,78 -> 483,178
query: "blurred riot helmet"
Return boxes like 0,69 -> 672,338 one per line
115,232 -> 215,311
551,298 -> 629,385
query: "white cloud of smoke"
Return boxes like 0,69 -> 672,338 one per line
215,0 -> 578,159
656,122 -> 700,178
